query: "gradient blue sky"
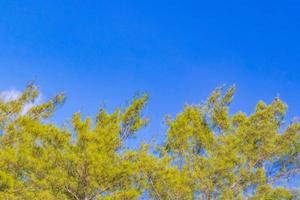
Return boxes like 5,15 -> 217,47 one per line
0,1 -> 300,148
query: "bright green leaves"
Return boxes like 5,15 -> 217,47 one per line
95,94 -> 149,142
0,84 -> 64,130
0,84 -> 299,199
207,85 -> 235,132
166,105 -> 213,158
251,185 -> 293,200
60,94 -> 149,200
0,85 -> 149,200
235,98 -> 288,168
128,144 -> 193,200
27,93 -> 65,120
162,86 -> 300,199
121,94 -> 149,140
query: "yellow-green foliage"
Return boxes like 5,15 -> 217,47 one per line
0,85 -> 299,200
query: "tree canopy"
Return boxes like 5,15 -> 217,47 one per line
0,84 -> 299,200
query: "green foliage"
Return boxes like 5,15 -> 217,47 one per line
0,84 -> 299,199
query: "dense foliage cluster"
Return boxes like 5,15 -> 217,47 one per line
0,85 -> 299,200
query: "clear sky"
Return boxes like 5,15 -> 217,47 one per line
0,1 -> 300,149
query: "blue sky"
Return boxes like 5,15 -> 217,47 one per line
0,0 -> 300,150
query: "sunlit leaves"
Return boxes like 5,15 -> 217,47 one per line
0,84 -> 299,199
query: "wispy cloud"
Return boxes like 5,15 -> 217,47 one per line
0,89 -> 22,103
0,88 -> 43,115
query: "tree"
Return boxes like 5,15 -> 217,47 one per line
0,85 -> 148,199
0,84 -> 299,200
152,86 -> 300,199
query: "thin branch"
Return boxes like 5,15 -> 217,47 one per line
64,186 -> 80,200
148,175 -> 163,200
